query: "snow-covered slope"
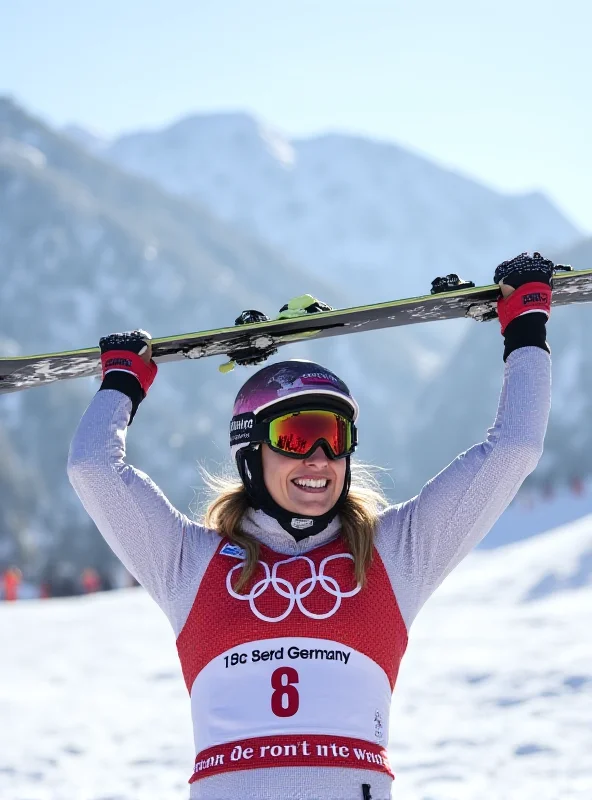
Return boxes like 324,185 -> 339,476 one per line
106,112 -> 582,302
1,516 -> 591,800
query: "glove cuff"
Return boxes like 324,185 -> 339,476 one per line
99,371 -> 145,425
502,313 -> 549,362
100,350 -> 158,395
497,282 -> 551,335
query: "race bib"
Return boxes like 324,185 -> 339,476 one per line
191,636 -> 391,751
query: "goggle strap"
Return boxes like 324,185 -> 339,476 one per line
250,421 -> 271,442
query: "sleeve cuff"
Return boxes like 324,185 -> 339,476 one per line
503,312 -> 549,362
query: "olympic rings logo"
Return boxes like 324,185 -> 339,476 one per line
226,554 -> 361,622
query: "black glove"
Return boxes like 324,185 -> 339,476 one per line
99,329 -> 152,358
493,253 -> 556,362
99,329 -> 156,424
494,251 -> 555,289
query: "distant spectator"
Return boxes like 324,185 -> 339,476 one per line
3,567 -> 22,602
81,567 -> 101,594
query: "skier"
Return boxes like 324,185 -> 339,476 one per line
67,252 -> 553,800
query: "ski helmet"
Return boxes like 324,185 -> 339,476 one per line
229,360 -> 359,538
230,359 -> 359,458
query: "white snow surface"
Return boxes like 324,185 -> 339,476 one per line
1,516 -> 591,800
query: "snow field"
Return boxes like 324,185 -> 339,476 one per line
1,516 -> 591,799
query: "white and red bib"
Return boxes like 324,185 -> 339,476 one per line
176,536 -> 408,783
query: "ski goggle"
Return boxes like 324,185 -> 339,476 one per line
255,409 -> 357,459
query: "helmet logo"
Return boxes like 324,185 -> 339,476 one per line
229,412 -> 256,447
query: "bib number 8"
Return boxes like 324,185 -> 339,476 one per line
271,667 -> 299,717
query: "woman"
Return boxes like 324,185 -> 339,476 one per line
68,252 -> 553,800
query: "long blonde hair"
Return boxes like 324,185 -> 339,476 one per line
199,462 -> 389,593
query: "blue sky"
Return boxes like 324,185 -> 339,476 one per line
2,0 -> 591,231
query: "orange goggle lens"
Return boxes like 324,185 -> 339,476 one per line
267,410 -> 356,459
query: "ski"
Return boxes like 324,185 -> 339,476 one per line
2,267 -> 591,395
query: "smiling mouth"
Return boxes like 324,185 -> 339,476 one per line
292,478 -> 329,493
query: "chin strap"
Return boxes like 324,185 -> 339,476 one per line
236,447 -> 351,541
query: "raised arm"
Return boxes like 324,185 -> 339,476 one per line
377,253 -> 555,628
67,331 -> 219,627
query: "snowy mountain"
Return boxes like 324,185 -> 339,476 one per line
0,97 -> 422,574
1,515 -> 591,799
105,111 -> 581,302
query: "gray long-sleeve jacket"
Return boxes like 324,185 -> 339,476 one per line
67,346 -> 551,800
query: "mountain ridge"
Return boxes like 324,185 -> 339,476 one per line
104,108 -> 581,302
